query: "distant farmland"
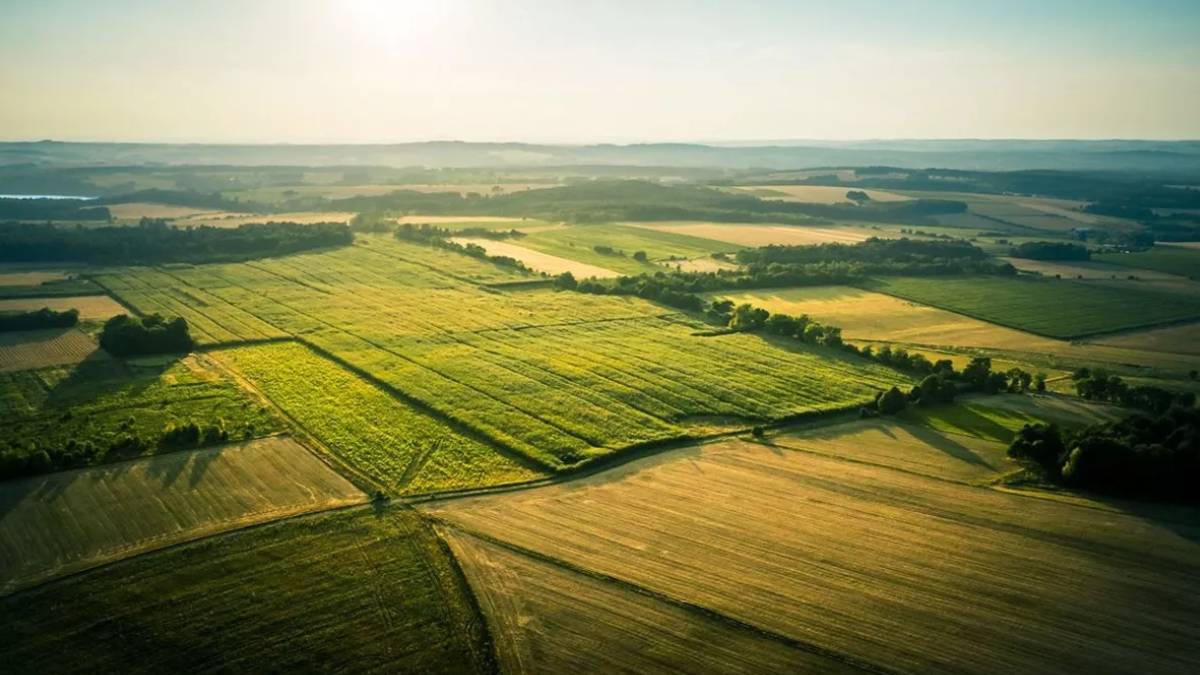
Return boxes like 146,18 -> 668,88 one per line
0,436 -> 365,594
1096,245 -> 1200,278
426,420 -> 1200,674
630,221 -> 875,247
864,275 -> 1200,338
0,294 -> 127,320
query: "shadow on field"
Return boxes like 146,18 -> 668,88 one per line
1077,493 -> 1200,549
903,421 -> 996,469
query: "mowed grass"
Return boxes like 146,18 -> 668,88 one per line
216,342 -> 546,494
0,355 -> 280,468
517,223 -> 742,274
1096,245 -> 1200,278
0,435 -> 365,594
0,508 -> 491,674
0,328 -> 102,372
865,275 -> 1200,338
425,422 -> 1200,674
96,238 -> 910,470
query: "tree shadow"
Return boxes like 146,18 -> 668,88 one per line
900,420 -> 995,469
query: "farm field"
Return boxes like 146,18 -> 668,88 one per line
94,237 -> 909,469
0,354 -> 280,468
0,435 -> 365,594
0,329 -> 102,372
425,422 -> 1200,674
0,270 -> 69,286
105,202 -> 222,221
173,210 -> 357,228
393,214 -> 540,226
1095,245 -> 1200,278
865,275 -> 1200,338
450,237 -> 621,278
1001,256 -> 1182,280
216,342 -> 546,494
0,294 -> 127,320
732,184 -> 913,203
0,508 -> 490,674
1089,321 -> 1200,356
515,223 -> 742,274
629,221 -> 876,246
441,528 -> 852,674
715,285 -> 1200,373
898,191 -> 1136,232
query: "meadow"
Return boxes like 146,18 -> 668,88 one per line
94,236 -> 910,471
0,435 -> 364,594
864,275 -> 1200,338
425,417 -> 1200,674
0,508 -> 491,674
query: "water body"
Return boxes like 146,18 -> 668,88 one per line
0,194 -> 96,200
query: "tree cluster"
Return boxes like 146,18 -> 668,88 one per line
0,307 -> 78,332
1009,241 -> 1091,261
1071,369 -> 1195,414
0,220 -> 353,264
1009,405 -> 1199,501
99,314 -> 194,357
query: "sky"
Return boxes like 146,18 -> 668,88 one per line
1,0 -> 1198,143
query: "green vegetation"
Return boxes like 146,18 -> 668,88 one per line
1095,245 -> 1200,278
1009,241 -> 1091,261
0,198 -> 110,221
99,313 -> 194,357
0,220 -> 352,264
0,307 -> 78,332
0,356 -> 279,479
865,275 -> 1200,338
218,342 -> 545,494
0,507 -> 493,674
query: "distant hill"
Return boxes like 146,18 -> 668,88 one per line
3,139 -> 1199,174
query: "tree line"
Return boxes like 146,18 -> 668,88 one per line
393,223 -> 533,273
0,198 -> 110,221
1008,241 -> 1091,261
0,219 -> 353,264
0,307 -> 78,332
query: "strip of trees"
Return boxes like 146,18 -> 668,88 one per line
0,307 -> 78,332
0,220 -> 353,264
1009,241 -> 1091,261
394,223 -> 533,273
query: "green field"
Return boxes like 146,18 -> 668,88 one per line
865,275 -> 1200,338
1,355 -> 280,472
94,236 -> 910,471
518,223 -> 742,273
217,342 -> 546,494
0,435 -> 365,593
1095,245 -> 1200,278
900,394 -> 1124,444
0,507 -> 492,674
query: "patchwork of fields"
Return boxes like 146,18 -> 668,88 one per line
425,418 -> 1200,674
1096,245 -> 1200,278
0,435 -> 365,594
864,275 -> 1200,338
93,236 -> 909,473
0,508 -> 489,674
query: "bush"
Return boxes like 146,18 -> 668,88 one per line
876,387 -> 908,415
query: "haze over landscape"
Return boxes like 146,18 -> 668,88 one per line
2,2 -> 1199,674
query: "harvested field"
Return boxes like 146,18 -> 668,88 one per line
105,202 -> 221,221
0,508 -> 492,674
732,185 -> 912,203
174,211 -> 356,228
0,329 -> 101,372
441,528 -> 852,674
426,424 -> 1200,674
719,285 -> 1200,373
0,435 -> 365,594
512,224 -> 741,274
0,270 -> 69,286
631,221 -> 875,247
865,275 -> 1200,339
450,237 -> 621,279
0,294 -> 127,320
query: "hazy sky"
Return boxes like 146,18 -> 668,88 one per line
2,0 -> 1198,143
